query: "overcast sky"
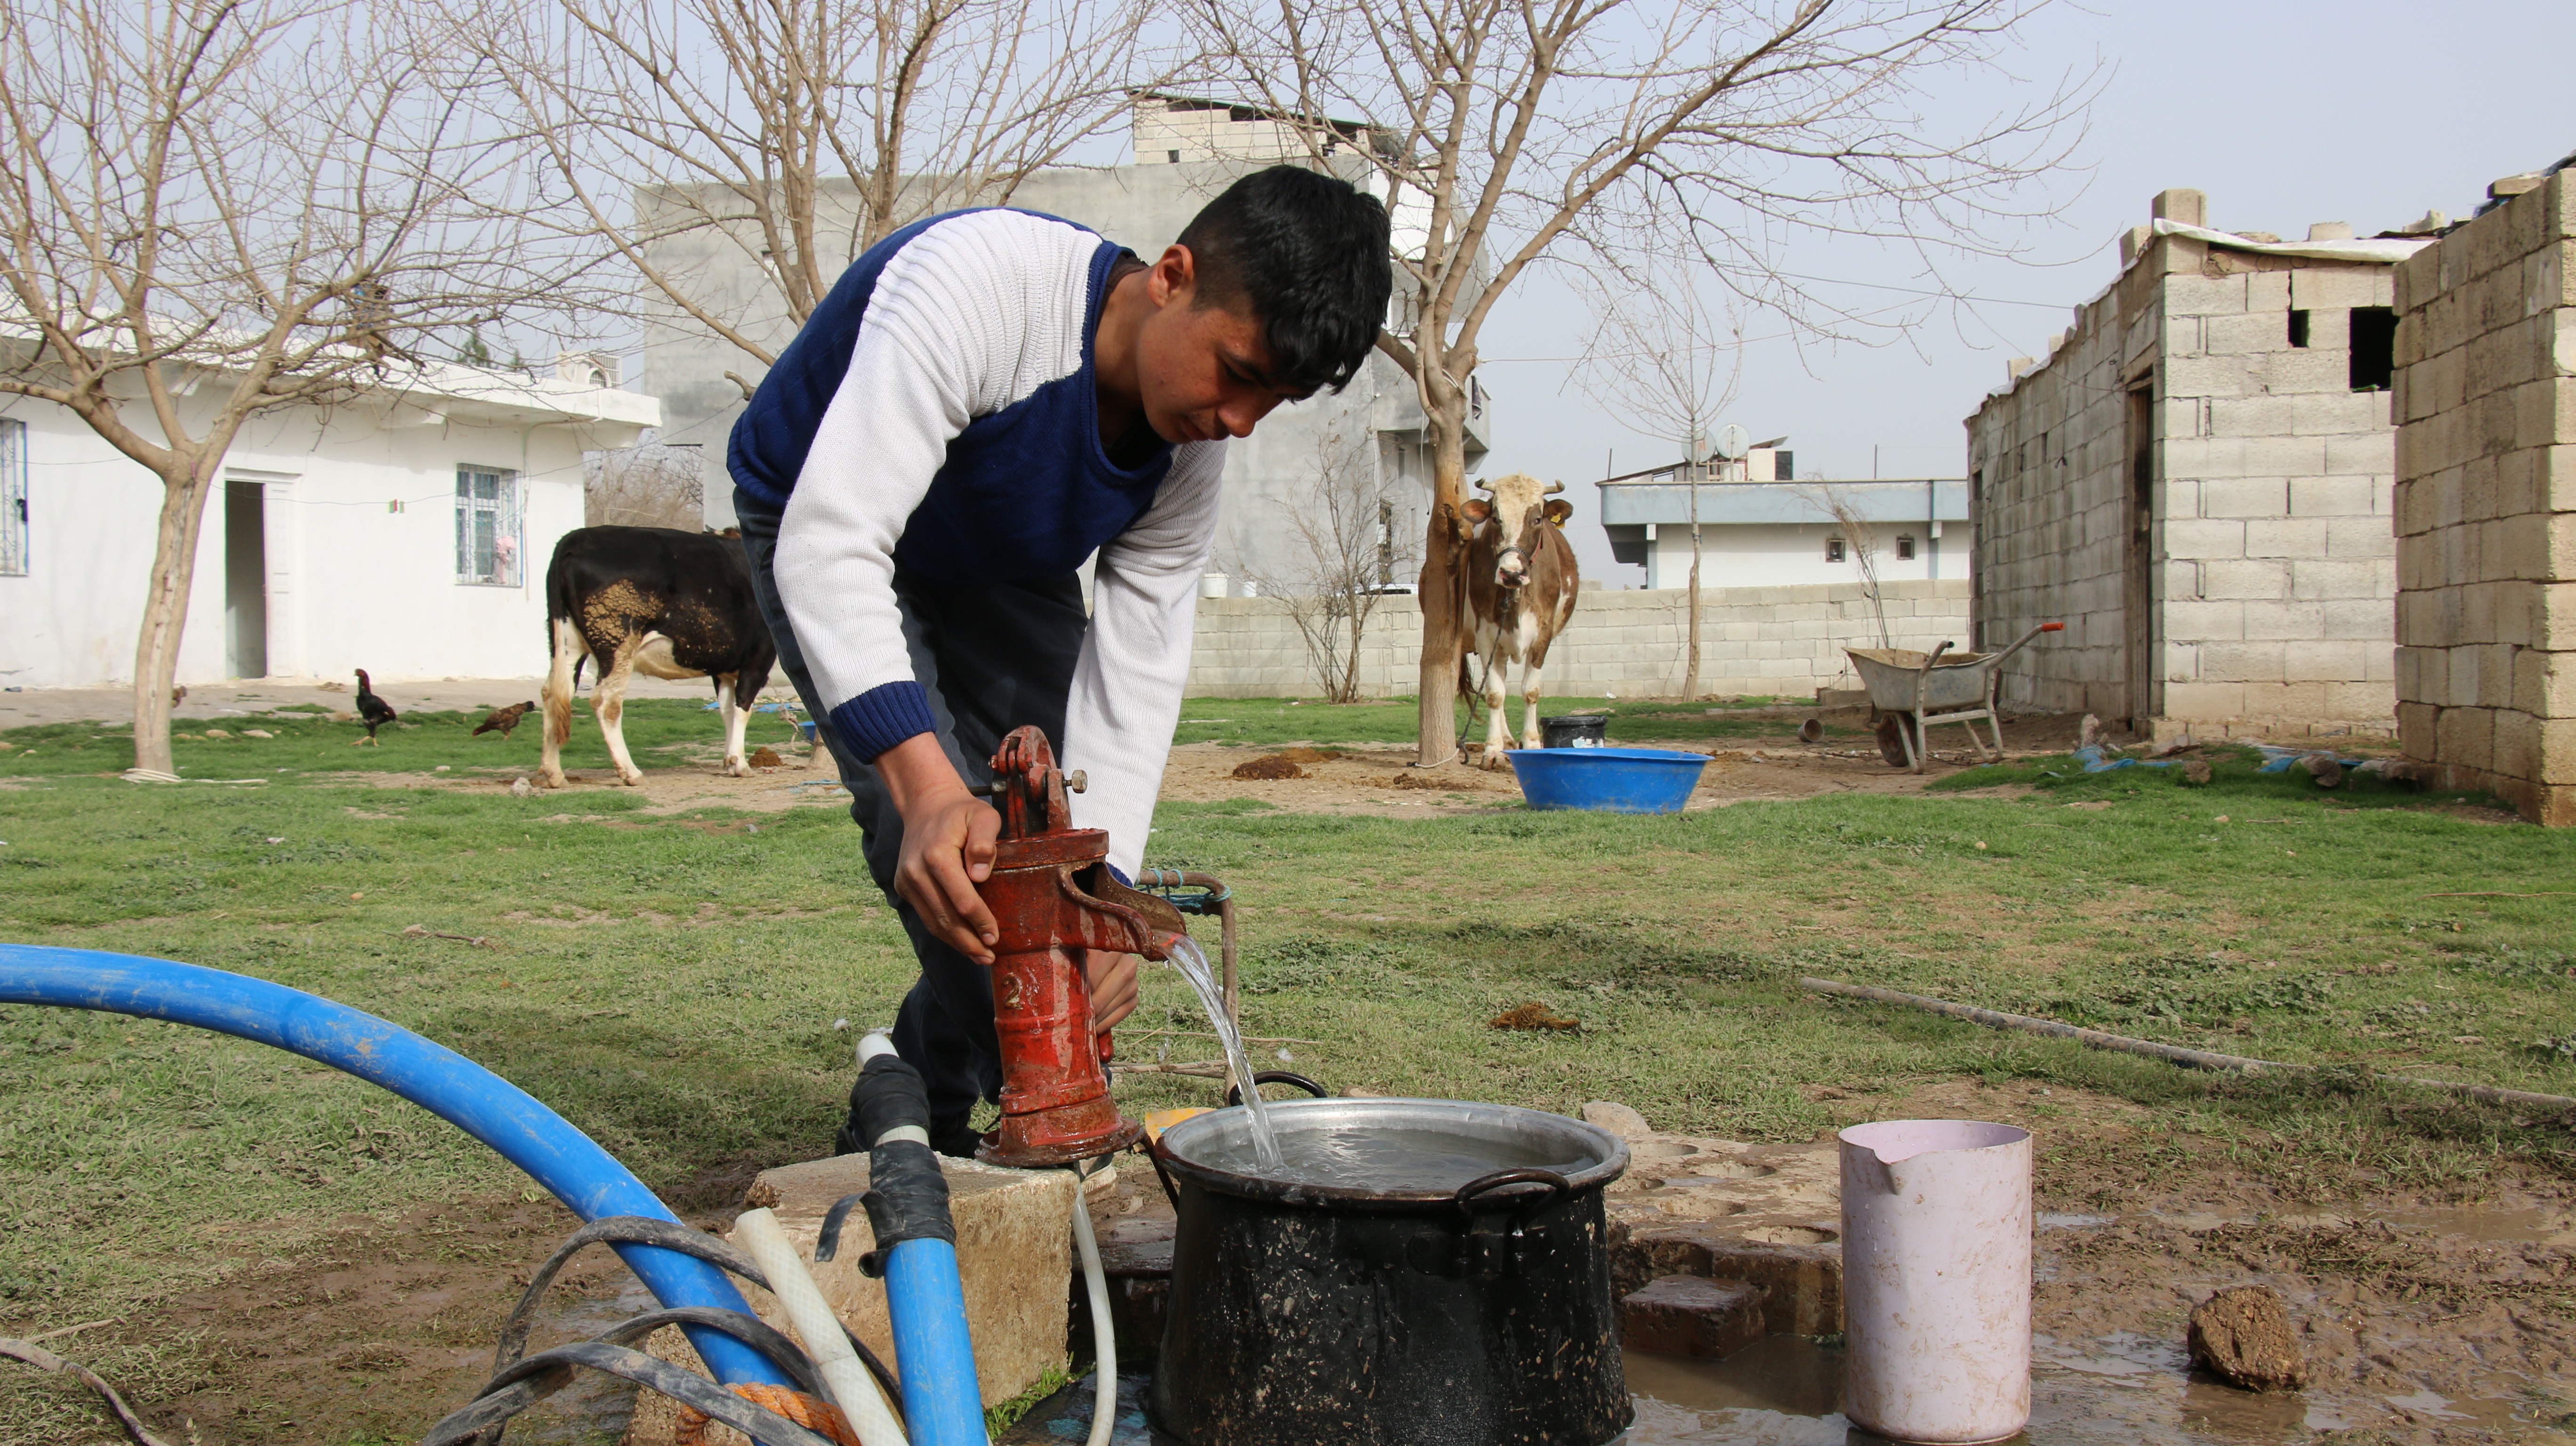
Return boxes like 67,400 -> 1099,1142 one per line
1486,0 -> 2576,585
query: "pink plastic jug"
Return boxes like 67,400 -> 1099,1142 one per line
1838,1119 -> 2032,1443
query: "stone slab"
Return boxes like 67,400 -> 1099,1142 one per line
1622,1275 -> 1767,1359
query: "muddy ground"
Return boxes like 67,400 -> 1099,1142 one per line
33,1081 -> 2564,1446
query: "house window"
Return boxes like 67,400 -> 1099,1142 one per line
1895,534 -> 1916,561
2287,309 -> 2310,348
2349,307 -> 2397,391
1825,535 -> 1846,563
0,418 -> 24,576
455,466 -> 523,586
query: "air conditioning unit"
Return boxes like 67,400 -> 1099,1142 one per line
556,351 -> 620,389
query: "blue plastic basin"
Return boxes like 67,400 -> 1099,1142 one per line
1505,747 -> 1710,813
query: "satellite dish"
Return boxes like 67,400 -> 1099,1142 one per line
1685,428 -> 1712,465
1714,424 -> 1750,461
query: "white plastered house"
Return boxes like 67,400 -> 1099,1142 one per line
0,355 -> 657,689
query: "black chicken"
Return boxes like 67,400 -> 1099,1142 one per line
474,700 -> 536,740
354,668 -> 399,745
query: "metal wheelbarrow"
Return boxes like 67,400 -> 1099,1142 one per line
1845,622 -> 2062,772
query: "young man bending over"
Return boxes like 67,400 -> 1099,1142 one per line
729,166 -> 1393,1155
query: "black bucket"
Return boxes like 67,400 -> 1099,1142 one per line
1147,1097 -> 1633,1446
1539,714 -> 1610,749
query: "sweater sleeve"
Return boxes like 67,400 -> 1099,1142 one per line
769,214 -> 1094,760
1062,441 -> 1226,877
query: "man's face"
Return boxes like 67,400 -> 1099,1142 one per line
1132,246 -> 1306,444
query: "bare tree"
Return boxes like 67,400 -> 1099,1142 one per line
586,442 -> 708,529
1193,0 -> 2090,763
475,0 -> 1168,377
1241,427 -> 1420,704
1577,263 -> 1742,699
0,0 -> 590,776
1800,483 -> 1893,649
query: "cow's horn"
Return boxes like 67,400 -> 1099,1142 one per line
1471,476 -> 1491,492
1543,480 -> 1564,495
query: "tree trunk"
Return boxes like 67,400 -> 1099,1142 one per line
129,458 -> 220,777
1412,391 -> 1473,766
1684,469 -> 1703,700
1686,552 -> 1702,700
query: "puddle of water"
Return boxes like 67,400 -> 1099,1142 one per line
2035,1203 -> 2576,1247
1612,1334 -> 2548,1446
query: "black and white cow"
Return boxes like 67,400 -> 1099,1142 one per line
538,526 -> 777,788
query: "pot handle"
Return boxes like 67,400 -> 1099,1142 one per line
1453,1167 -> 1571,1216
1224,1070 -> 1328,1107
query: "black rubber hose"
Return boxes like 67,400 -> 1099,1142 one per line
449,1306 -> 826,1444
480,1214 -> 903,1427
422,1339 -> 843,1446
1224,1070 -> 1328,1107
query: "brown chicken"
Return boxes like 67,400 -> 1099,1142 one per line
473,700 -> 537,740
353,668 -> 398,745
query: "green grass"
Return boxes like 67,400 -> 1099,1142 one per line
4,708 -> 2574,1439
1174,694 -> 1848,747
0,695 -> 803,783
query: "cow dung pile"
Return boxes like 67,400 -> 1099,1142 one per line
1230,755 -> 1306,780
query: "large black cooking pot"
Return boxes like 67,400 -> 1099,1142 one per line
1147,1095 -> 1632,1446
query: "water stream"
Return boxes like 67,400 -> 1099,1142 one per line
1161,933 -> 1281,1173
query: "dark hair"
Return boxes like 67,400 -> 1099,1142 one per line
1177,165 -> 1392,395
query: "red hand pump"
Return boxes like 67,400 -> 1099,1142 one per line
969,725 -> 1187,1168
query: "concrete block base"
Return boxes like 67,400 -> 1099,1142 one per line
1604,1135 -> 1843,1336
624,1151 -> 1080,1446
1623,1275 -> 1767,1359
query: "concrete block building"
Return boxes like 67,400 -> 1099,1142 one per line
1965,189 -> 2436,735
643,94 -> 1489,592
2391,164 -> 2576,824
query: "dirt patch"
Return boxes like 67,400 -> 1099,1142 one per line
359,754 -> 849,816
52,1195 -> 625,1446
1156,710 -> 2086,816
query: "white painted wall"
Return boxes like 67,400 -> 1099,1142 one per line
1641,522 -> 1976,589
0,387 -> 650,690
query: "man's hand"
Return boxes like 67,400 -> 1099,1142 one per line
877,733 -> 1000,963
1085,950 -> 1138,1033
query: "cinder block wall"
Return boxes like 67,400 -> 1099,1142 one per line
2391,172 -> 2576,824
2159,253 -> 2399,732
1968,199 -> 2399,737
1966,281 -> 2136,719
1185,581 -> 1972,699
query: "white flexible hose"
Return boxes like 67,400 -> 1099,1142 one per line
735,1206 -> 910,1446
1071,1177 -> 1116,1446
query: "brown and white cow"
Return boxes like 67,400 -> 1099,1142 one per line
1460,473 -> 1580,765
538,526 -> 777,788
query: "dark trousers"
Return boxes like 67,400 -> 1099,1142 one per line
735,488 -> 1090,1125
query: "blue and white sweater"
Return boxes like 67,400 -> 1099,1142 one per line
730,209 -> 1225,876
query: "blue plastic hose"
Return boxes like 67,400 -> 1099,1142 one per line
0,944 -> 792,1392
884,1237 -> 987,1445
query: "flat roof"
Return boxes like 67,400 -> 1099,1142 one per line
1595,477 -> 1968,527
